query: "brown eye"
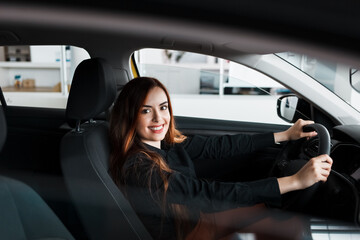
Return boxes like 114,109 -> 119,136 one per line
160,105 -> 168,110
141,109 -> 151,114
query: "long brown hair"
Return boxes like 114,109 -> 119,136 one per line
109,77 -> 190,238
109,77 -> 185,183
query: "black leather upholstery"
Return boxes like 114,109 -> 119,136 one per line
0,100 -> 74,240
61,58 -> 152,240
66,58 -> 116,121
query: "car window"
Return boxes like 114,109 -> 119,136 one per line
0,45 -> 90,109
276,52 -> 360,113
134,48 -> 291,125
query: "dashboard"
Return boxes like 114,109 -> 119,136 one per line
332,125 -> 360,180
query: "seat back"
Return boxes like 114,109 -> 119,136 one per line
0,175 -> 75,240
0,102 -> 74,240
61,58 -> 152,240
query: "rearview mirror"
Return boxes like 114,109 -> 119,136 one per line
277,95 -> 311,123
350,68 -> 360,93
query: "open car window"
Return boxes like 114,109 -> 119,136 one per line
134,48 -> 291,125
0,45 -> 90,109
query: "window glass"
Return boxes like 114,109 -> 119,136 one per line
0,45 -> 90,108
134,48 -> 291,124
276,52 -> 360,113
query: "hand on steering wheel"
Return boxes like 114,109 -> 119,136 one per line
287,119 -> 319,141
271,122 -> 332,211
293,154 -> 333,190
274,119 -> 318,143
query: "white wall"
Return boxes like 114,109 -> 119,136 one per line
141,64 -> 200,94
171,94 -> 289,125
3,92 -> 67,109
30,46 -> 61,62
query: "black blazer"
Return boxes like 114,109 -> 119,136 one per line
121,133 -> 281,239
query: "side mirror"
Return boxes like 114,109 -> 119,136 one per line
350,68 -> 360,93
277,95 -> 311,123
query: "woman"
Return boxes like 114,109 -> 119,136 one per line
109,77 -> 332,240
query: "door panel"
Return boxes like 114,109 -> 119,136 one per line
175,116 -> 288,136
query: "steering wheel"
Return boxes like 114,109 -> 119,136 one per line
271,123 -> 331,212
303,124 -> 331,155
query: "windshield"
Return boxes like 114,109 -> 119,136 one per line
276,52 -> 360,113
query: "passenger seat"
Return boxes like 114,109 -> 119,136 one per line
0,106 -> 74,240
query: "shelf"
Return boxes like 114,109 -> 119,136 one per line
0,62 -> 62,69
2,86 -> 58,92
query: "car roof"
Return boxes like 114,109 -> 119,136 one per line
0,1 -> 360,73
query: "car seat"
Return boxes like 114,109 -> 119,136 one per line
60,58 -> 152,240
0,105 -> 75,240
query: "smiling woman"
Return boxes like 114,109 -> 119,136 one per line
136,87 -> 171,148
109,77 -> 332,240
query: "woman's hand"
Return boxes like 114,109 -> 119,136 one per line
293,154 -> 333,189
278,154 -> 333,194
274,119 -> 318,143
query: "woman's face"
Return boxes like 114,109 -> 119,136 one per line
136,87 -> 170,148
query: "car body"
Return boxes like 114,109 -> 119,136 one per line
0,1 -> 360,240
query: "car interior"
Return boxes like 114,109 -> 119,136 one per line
0,2 -> 360,240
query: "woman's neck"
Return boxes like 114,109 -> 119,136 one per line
142,140 -> 161,149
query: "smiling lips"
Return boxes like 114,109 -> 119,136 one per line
148,124 -> 165,134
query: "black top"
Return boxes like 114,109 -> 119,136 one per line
121,133 -> 281,239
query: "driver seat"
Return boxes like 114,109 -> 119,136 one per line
60,58 -> 152,240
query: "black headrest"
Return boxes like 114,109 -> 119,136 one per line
0,106 -> 6,151
66,58 -> 116,121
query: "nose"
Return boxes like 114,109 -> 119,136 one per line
152,109 -> 160,122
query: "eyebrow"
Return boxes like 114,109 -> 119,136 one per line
143,101 -> 168,108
